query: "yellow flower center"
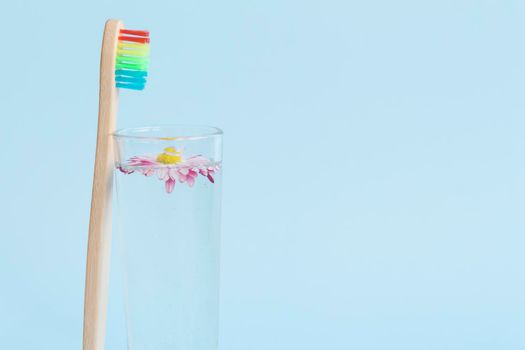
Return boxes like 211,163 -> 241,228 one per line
156,146 -> 182,164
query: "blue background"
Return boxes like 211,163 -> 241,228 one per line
1,0 -> 524,349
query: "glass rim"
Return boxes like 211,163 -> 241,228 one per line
113,124 -> 223,141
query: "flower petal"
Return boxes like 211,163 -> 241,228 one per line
165,178 -> 175,193
143,168 -> 155,176
157,168 -> 169,181
168,167 -> 179,180
128,156 -> 158,167
178,175 -> 187,183
117,166 -> 134,174
184,155 -> 208,167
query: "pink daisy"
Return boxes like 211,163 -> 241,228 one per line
117,147 -> 219,193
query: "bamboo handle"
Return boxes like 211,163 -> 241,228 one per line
83,19 -> 122,350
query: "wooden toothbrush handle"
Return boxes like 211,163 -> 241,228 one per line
83,19 -> 122,350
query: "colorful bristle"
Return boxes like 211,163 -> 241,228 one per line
115,29 -> 150,90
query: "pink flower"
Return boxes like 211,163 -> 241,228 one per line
117,152 -> 220,193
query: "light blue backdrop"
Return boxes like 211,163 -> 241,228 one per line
1,0 -> 524,349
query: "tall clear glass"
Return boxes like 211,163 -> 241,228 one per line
113,125 -> 222,350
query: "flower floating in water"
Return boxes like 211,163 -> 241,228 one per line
117,146 -> 220,193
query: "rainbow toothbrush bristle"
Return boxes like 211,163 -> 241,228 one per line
115,29 -> 150,90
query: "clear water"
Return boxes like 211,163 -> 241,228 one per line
114,164 -> 222,350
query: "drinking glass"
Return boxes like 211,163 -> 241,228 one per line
113,125 -> 222,350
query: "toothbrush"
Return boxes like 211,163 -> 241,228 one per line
83,19 -> 150,350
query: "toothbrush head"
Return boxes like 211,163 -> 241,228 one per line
115,29 -> 150,90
